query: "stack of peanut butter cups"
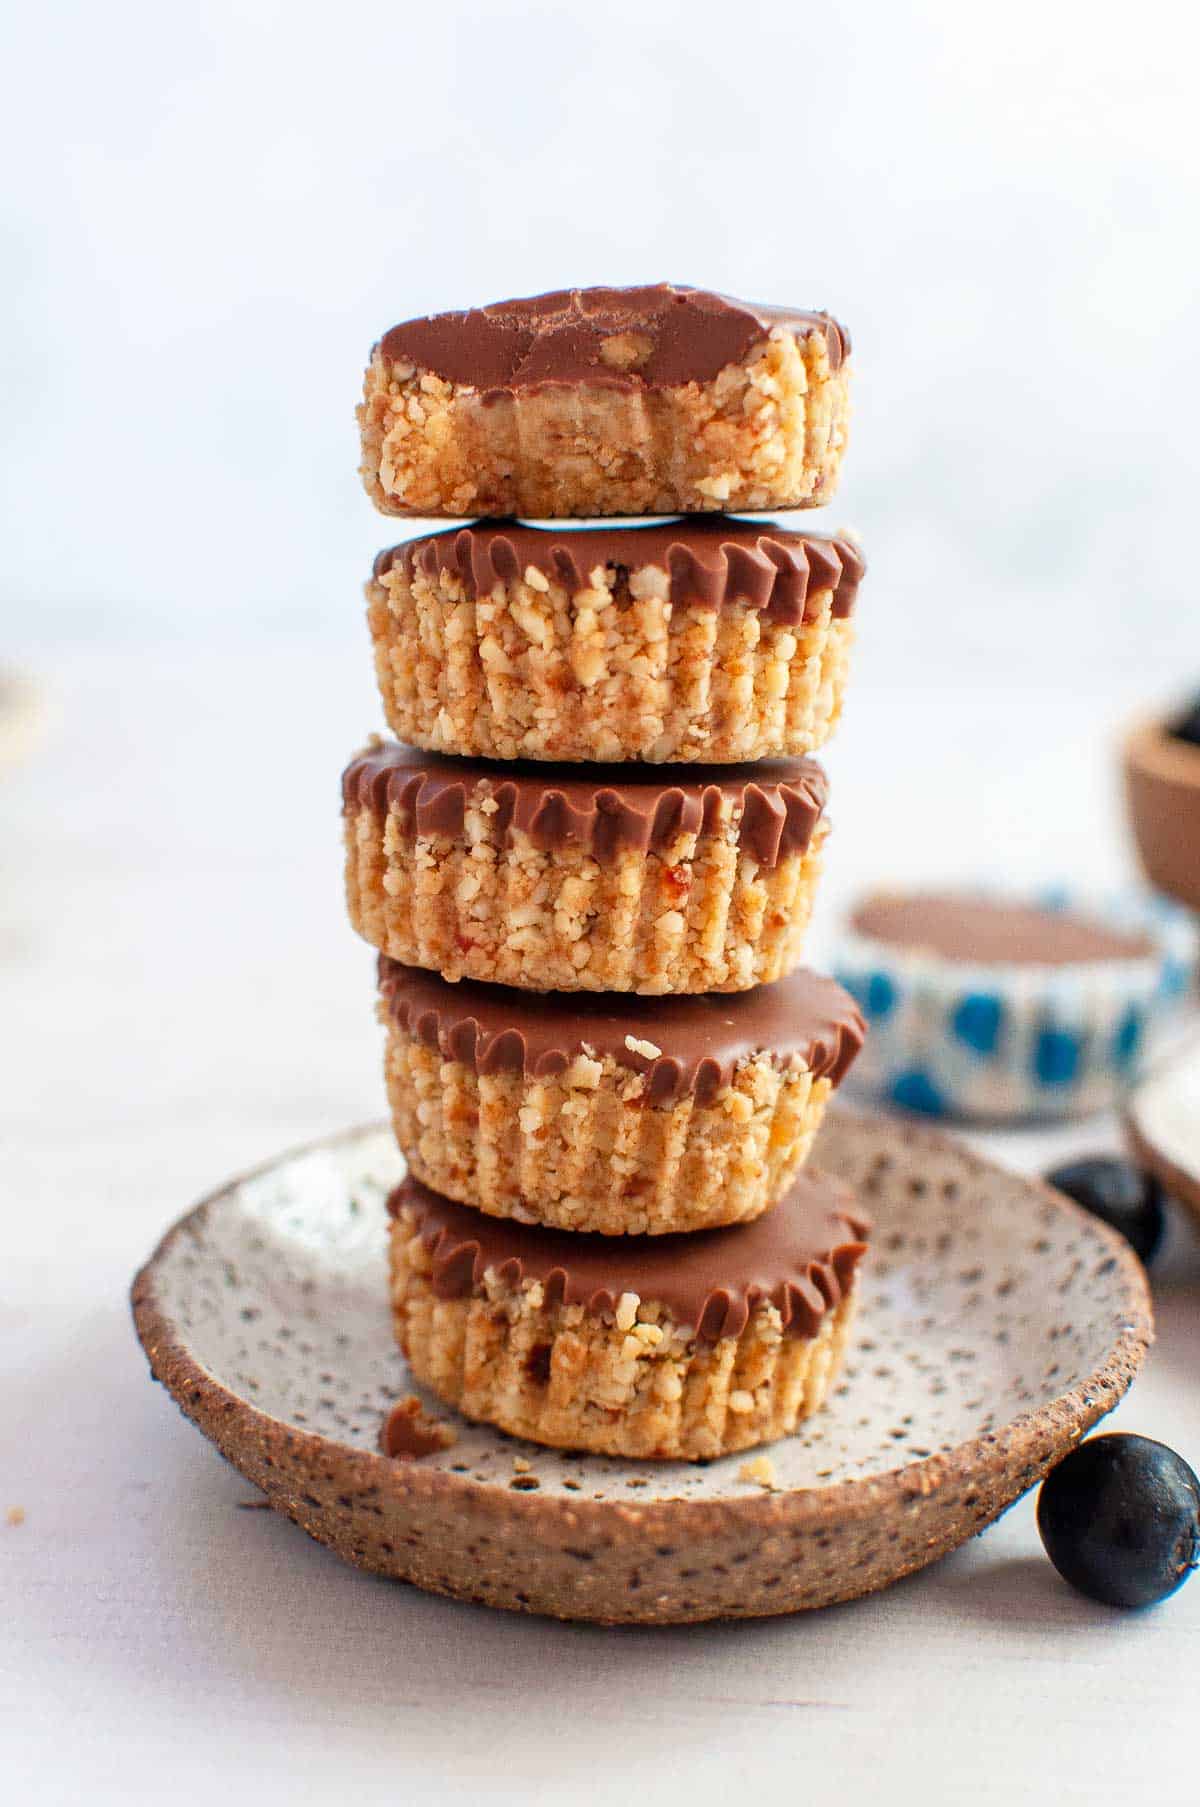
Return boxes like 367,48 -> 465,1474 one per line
345,285 -> 871,1462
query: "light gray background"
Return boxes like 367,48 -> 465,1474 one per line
3,0 -> 1199,683
3,4 -> 1199,1804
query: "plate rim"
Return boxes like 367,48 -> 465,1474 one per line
131,1110 -> 1154,1544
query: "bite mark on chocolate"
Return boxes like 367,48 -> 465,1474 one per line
377,284 -> 849,394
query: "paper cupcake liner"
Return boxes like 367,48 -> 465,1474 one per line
833,886 -> 1197,1121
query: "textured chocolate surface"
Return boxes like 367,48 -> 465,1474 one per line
389,1172 -> 870,1342
375,519 -> 865,625
851,893 -> 1155,966
377,285 -> 848,393
378,958 -> 864,1104
343,742 -> 828,868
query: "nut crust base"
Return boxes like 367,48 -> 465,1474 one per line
346,808 -> 826,995
384,1028 -> 832,1234
368,559 -> 854,764
358,330 -> 850,518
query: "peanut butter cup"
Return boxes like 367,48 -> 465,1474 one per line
377,959 -> 864,1233
388,1170 -> 870,1459
344,742 -> 830,995
368,520 -> 865,763
359,283 -> 852,517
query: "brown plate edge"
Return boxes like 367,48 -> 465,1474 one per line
130,1113 -> 1153,1626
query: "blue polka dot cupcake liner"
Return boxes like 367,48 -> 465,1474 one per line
833,887 -> 1196,1122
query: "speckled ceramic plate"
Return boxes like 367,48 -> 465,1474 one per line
131,1108 -> 1151,1625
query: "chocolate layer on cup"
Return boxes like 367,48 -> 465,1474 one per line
378,284 -> 848,395
850,892 -> 1154,966
388,1171 -> 870,1342
375,518 -> 865,628
342,742 -> 829,868
377,958 -> 864,1107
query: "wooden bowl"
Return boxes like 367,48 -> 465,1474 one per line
1123,717 -> 1200,912
131,1109 -> 1151,1625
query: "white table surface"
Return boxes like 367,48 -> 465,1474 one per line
4,639 -> 1198,1807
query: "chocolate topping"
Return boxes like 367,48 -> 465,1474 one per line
378,285 -> 849,393
375,519 -> 865,626
389,1172 -> 870,1342
378,958 -> 864,1104
850,893 -> 1156,966
343,742 -> 828,868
